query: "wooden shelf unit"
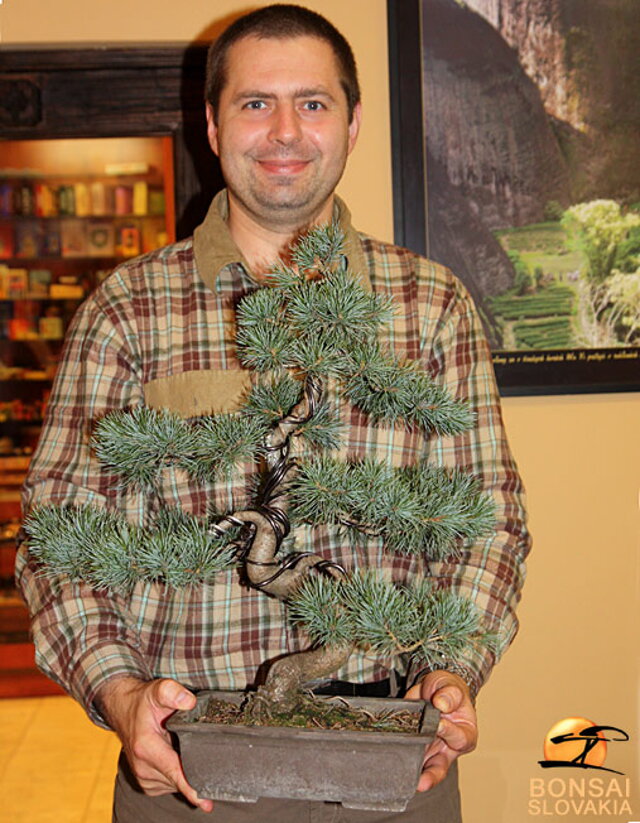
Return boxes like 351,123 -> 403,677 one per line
0,44 -> 224,695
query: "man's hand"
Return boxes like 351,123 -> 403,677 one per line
96,676 -> 213,813
405,670 -> 477,792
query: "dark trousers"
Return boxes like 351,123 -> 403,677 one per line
112,753 -> 462,822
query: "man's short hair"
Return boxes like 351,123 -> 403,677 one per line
205,4 -> 361,122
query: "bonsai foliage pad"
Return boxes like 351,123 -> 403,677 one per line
167,690 -> 440,812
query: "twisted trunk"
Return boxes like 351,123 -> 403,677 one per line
228,376 -> 353,711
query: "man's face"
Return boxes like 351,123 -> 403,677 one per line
206,34 -> 361,232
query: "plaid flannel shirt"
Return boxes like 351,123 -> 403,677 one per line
16,191 -> 530,726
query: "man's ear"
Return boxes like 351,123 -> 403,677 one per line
347,101 -> 362,156
205,102 -> 220,156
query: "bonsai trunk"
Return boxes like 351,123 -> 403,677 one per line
228,376 -> 353,713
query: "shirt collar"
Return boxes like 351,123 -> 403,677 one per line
193,189 -> 371,293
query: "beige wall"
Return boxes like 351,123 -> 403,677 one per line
2,1 -> 638,820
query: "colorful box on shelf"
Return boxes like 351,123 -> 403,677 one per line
34,183 -> 57,218
117,226 -> 141,257
8,318 -> 37,340
42,222 -> 61,257
38,316 -> 64,340
133,181 -> 149,216
0,183 -> 13,217
0,224 -> 14,259
148,188 -> 166,216
0,268 -> 29,299
60,219 -> 88,257
49,283 -> 85,299
14,222 -> 43,258
87,221 -> 115,257
28,269 -> 52,297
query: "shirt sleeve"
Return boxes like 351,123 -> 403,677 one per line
15,274 -> 153,727
407,266 -> 532,698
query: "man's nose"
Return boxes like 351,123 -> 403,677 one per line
268,104 -> 302,145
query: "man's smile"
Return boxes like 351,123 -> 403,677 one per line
256,159 -> 312,175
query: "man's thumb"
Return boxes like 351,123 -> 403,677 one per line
155,678 -> 195,711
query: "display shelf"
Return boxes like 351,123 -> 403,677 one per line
0,376 -> 53,383
0,294 -> 85,301
0,136 -> 176,669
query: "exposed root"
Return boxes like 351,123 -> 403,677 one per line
246,642 -> 354,719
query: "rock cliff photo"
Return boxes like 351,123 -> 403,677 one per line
421,0 -> 640,353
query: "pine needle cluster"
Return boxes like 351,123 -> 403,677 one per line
287,457 -> 495,558
93,406 -> 267,490
289,570 -> 493,668
24,504 -> 240,590
343,342 -> 474,433
235,223 -> 472,437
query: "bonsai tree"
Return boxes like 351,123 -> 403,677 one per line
24,225 -> 495,719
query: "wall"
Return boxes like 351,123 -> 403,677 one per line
2,1 -> 638,820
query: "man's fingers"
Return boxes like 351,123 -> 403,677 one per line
127,690 -> 210,811
437,716 -> 477,754
97,677 -> 210,810
404,682 -> 422,701
407,670 -> 477,792
405,671 -> 471,715
132,730 -> 213,813
129,730 -> 176,785
417,749 -> 451,792
171,764 -> 214,812
431,684 -> 465,714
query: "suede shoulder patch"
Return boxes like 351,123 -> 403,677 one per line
144,369 -> 251,417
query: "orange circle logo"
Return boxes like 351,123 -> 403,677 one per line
543,717 -> 607,767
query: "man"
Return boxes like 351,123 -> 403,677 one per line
17,5 -> 530,821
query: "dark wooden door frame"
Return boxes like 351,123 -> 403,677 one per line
0,43 -> 224,239
387,0 -> 427,258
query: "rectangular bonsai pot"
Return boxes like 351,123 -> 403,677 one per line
167,689 -> 439,812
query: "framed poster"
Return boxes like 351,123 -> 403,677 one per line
387,0 -> 640,395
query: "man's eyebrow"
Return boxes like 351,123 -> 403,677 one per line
294,87 -> 336,100
233,87 -> 337,103
233,91 -> 275,101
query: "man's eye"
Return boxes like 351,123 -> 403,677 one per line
303,101 -> 325,111
245,100 -> 267,110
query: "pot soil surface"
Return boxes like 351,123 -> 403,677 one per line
199,691 -> 423,733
